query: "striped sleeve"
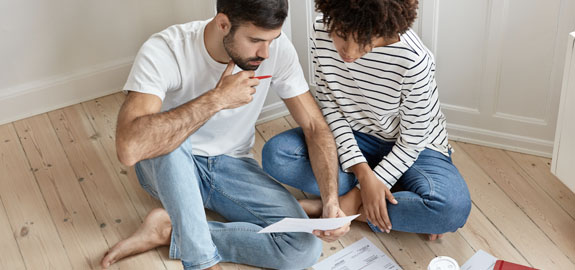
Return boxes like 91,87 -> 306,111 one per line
311,41 -> 368,171
372,54 -> 435,188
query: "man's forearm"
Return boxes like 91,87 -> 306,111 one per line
118,90 -> 222,164
304,126 -> 340,205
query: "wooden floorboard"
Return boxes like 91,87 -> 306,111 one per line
0,123 -> 73,269
47,104 -> 167,269
452,142 -> 574,269
14,115 -> 110,269
459,142 -> 575,264
457,204 -> 530,266
1,94 -> 575,269
506,150 -> 575,219
0,180 -> 26,269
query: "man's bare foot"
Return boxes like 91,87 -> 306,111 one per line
428,234 -> 444,241
299,199 -> 323,217
100,208 -> 172,269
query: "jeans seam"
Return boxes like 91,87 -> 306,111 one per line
293,144 -> 306,157
192,155 -> 214,206
410,164 -> 435,206
135,163 -> 159,199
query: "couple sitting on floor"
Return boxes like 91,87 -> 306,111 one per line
101,0 -> 471,269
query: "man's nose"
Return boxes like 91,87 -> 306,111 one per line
257,44 -> 270,59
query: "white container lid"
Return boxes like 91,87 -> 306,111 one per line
428,256 -> 460,270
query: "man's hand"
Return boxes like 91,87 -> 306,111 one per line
357,172 -> 398,233
212,61 -> 259,110
312,202 -> 350,242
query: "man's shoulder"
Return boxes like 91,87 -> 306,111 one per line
150,19 -> 209,45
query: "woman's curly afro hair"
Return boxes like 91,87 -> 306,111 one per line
316,0 -> 419,47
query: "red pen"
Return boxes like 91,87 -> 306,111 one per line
251,75 -> 272,80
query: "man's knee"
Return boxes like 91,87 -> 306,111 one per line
275,233 -> 322,269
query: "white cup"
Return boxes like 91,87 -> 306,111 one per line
428,256 -> 460,270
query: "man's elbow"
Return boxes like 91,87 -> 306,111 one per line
116,138 -> 139,167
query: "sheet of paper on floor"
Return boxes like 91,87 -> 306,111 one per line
461,250 -> 498,270
312,237 -> 401,270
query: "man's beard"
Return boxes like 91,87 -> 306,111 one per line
223,32 -> 265,71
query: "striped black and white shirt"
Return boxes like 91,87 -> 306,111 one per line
312,20 -> 451,189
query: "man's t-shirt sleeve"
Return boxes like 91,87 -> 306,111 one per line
123,36 -> 181,101
271,34 -> 309,99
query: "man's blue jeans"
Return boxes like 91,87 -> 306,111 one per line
134,136 -> 322,270
262,128 -> 471,234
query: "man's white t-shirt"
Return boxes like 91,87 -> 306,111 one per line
124,19 -> 308,157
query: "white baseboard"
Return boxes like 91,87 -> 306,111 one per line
256,101 -> 290,125
0,58 -> 133,126
255,110 -> 555,158
447,123 -> 554,158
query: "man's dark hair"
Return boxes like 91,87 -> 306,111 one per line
316,0 -> 418,47
217,0 -> 289,31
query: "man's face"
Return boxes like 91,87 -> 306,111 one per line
223,22 -> 282,70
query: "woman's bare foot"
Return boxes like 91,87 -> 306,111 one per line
428,234 -> 444,241
299,199 -> 323,217
338,188 -> 362,216
100,208 -> 172,269
299,187 -> 363,218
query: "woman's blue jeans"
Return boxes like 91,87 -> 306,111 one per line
262,128 -> 471,234
134,135 -> 322,270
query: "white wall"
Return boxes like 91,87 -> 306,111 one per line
0,0 -> 217,125
0,0 -> 291,125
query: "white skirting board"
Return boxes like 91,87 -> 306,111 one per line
254,105 -> 554,158
447,123 -> 554,158
0,58 -> 133,126
0,67 -> 554,158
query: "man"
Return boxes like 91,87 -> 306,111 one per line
263,0 -> 471,241
100,1 -> 349,269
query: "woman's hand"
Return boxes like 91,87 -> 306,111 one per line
351,163 -> 398,232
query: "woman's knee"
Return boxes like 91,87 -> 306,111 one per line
262,128 -> 306,175
434,191 -> 472,232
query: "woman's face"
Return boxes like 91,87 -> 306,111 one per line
330,33 -> 376,63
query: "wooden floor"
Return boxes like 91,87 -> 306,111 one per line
1,92 -> 574,270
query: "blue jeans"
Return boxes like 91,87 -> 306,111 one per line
134,136 -> 322,270
262,128 -> 471,234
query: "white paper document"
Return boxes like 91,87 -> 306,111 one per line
461,250 -> 498,270
312,237 -> 402,270
258,214 -> 360,234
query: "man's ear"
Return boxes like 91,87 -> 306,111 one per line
214,13 -> 232,36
